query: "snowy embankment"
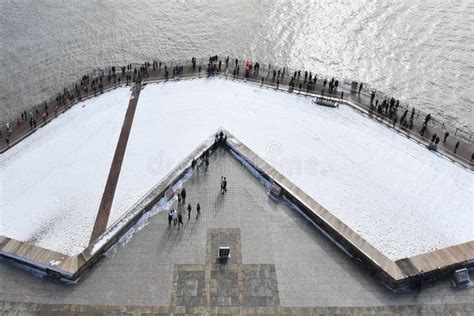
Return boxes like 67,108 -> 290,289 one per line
0,87 -> 131,255
110,79 -> 473,260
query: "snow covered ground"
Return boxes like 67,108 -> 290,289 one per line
111,78 -> 473,260
0,87 -> 131,255
1,79 -> 472,260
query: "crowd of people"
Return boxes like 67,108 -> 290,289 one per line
167,134 -> 229,231
1,56 -> 471,165
167,186 -> 202,230
1,64 -> 133,148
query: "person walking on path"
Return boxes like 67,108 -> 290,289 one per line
196,203 -> 201,219
177,208 -> 183,230
172,209 -> 177,227
454,141 -> 460,154
187,203 -> 192,220
220,176 -> 224,193
181,187 -> 186,204
178,193 -> 182,206
222,177 -> 228,193
168,210 -> 173,227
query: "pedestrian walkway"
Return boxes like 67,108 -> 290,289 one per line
89,84 -> 141,243
2,57 -> 472,169
142,58 -> 474,169
0,149 -> 472,313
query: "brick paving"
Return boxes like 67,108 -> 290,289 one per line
0,149 -> 472,314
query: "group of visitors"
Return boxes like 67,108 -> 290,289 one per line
168,186 -> 202,230
367,92 -> 466,156
166,130 -> 231,230
2,56 -> 472,165
166,170 -> 230,231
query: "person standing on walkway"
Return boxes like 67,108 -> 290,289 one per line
187,203 -> 192,220
424,113 -> 431,125
415,271 -> 425,293
181,187 -> 186,204
177,208 -> 183,230
454,141 -> 460,154
172,209 -> 177,226
419,123 -> 427,137
220,176 -> 224,193
204,157 -> 209,172
223,177 -> 227,193
443,131 -> 449,143
196,203 -> 201,219
168,210 -> 173,227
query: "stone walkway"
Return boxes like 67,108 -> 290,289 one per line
89,84 -> 141,243
1,149 -> 472,314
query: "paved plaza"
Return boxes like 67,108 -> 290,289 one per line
0,149 -> 473,315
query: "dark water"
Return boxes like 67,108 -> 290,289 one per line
1,0 -> 473,133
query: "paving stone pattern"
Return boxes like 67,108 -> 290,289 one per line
171,228 -> 279,311
0,149 -> 473,314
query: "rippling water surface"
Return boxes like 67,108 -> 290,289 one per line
1,0 -> 473,133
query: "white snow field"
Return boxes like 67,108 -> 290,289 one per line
1,79 -> 472,260
111,78 -> 473,260
0,87 -> 131,255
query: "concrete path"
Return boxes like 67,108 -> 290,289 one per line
89,84 -> 141,243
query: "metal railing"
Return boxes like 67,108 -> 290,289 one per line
2,56 -> 473,156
